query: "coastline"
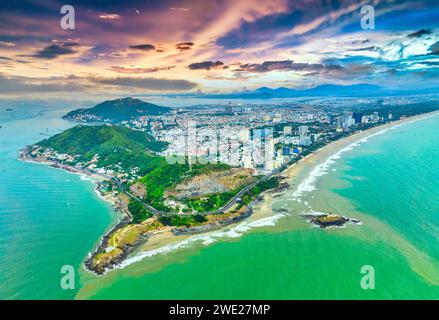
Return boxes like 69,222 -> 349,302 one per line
19,110 -> 439,275
104,111 -> 439,273
279,110 -> 439,190
18,148 -> 130,219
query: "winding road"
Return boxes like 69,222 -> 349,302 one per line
97,160 -> 291,216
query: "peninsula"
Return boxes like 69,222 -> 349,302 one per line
19,97 -> 439,275
20,123 -> 282,274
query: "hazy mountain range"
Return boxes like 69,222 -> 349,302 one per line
183,84 -> 439,99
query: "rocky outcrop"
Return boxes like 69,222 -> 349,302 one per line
172,207 -> 253,236
301,213 -> 361,228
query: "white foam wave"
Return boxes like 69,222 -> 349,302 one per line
290,120 -> 420,201
116,213 -> 287,270
80,174 -> 93,182
94,188 -> 105,199
114,113 -> 439,272
302,210 -> 327,216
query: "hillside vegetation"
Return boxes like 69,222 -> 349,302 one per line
37,124 -> 168,175
63,97 -> 171,123
137,163 -> 231,212
34,124 -> 257,215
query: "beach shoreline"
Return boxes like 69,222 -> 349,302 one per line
102,111 -> 439,273
18,148 -> 131,219
19,110 -> 439,275
282,111 -> 439,186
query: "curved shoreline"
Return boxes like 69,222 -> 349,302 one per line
281,110 -> 439,186
20,110 -> 439,275
101,111 -> 439,273
19,146 -> 288,275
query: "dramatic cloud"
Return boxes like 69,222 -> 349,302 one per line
0,41 -> 15,47
430,41 -> 439,54
349,46 -> 381,52
129,44 -> 156,51
170,7 -> 190,12
34,42 -> 80,59
175,42 -> 194,51
188,61 -> 224,70
234,60 -> 343,75
408,29 -> 432,38
110,65 -> 175,73
91,76 -> 198,91
99,13 -> 121,20
0,74 -> 86,94
0,0 -> 438,96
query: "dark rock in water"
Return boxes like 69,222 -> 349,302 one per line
84,216 -> 134,275
312,214 -> 347,228
301,213 -> 360,228
172,208 -> 253,236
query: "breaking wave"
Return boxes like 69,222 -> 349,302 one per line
115,112 -> 438,271
290,120 -> 418,201
116,213 -> 287,269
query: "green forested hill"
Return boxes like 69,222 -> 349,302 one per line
37,124 -> 168,174
63,97 -> 171,123
35,124 -> 237,213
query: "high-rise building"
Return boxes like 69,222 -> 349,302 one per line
299,136 -> 312,146
339,112 -> 355,129
239,128 -> 251,143
353,112 -> 363,124
282,146 -> 291,156
372,112 -> 379,121
298,125 -> 309,136
225,103 -> 233,114
283,126 -> 292,135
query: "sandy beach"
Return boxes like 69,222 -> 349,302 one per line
20,110 -> 439,275
115,110 -> 439,271
282,110 -> 439,182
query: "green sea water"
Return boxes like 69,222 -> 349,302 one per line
0,105 -> 116,299
1,105 -> 438,299
76,113 -> 439,300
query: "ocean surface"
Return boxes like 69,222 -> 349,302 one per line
0,103 -> 116,299
1,102 -> 438,299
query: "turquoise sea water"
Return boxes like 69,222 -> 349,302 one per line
337,117 -> 439,261
1,104 -> 438,299
77,113 -> 439,299
0,105 -> 115,299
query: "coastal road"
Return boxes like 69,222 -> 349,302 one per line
24,146 -> 293,218
87,170 -> 163,215
92,163 -> 287,217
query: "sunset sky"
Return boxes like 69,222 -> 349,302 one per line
0,0 -> 438,98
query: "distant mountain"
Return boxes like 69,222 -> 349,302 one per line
201,84 -> 384,99
63,97 -> 171,123
261,83 -> 382,97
